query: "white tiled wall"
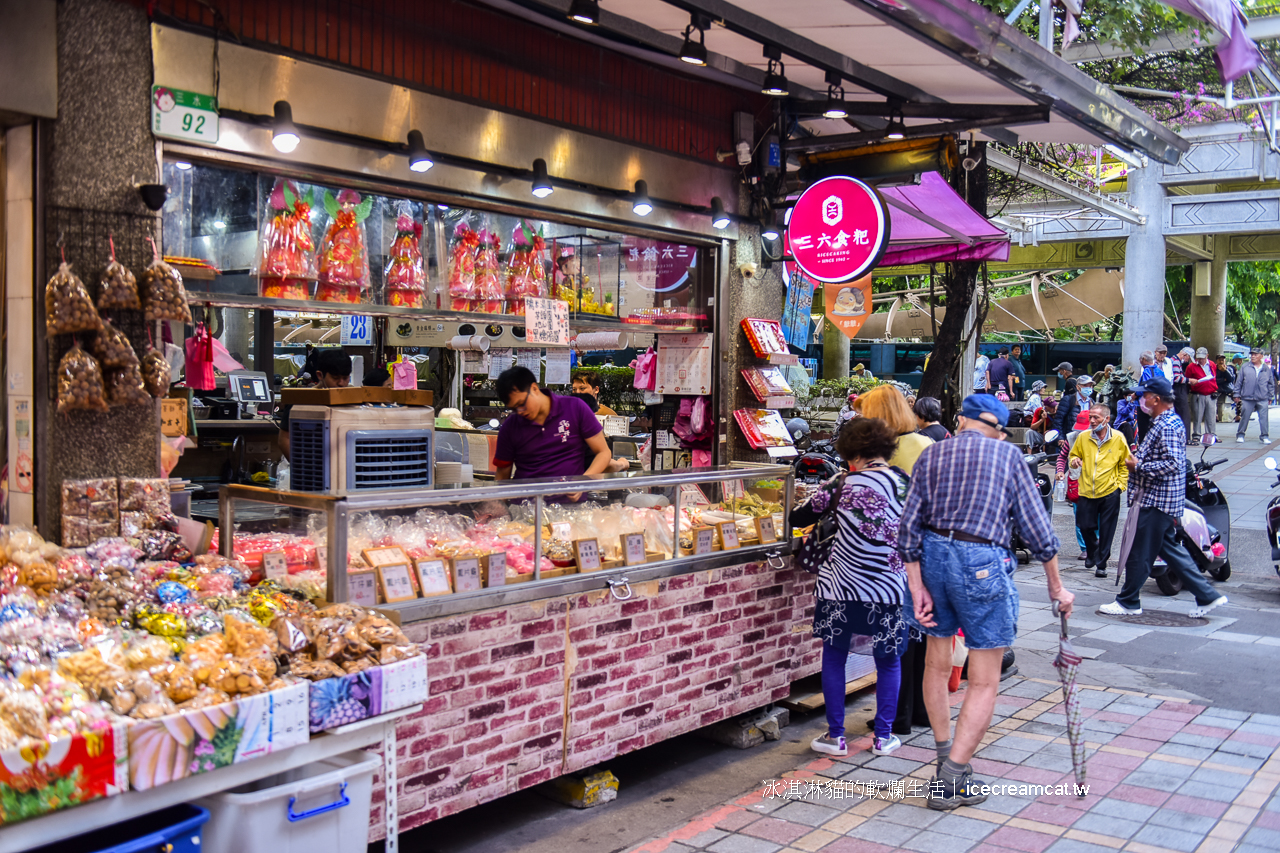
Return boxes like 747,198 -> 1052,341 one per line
6,124 -> 35,526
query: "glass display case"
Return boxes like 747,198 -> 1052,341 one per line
218,465 -> 793,620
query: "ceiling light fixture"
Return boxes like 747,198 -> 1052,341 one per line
406,130 -> 434,172
679,15 -> 709,66
632,180 -> 653,216
271,100 -> 301,153
761,210 -> 781,241
710,197 -> 730,229
761,45 -> 789,97
884,111 -> 907,141
531,158 -> 554,198
174,162 -> 193,171
822,70 -> 848,119
567,0 -> 599,25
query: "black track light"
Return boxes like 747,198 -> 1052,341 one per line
568,0 -> 599,25
710,197 -> 730,230
679,15 -> 709,66
407,130 -> 433,172
271,101 -> 300,153
885,112 -> 907,140
822,70 -> 848,119
761,45 -> 789,97
531,159 -> 553,198
632,180 -> 653,216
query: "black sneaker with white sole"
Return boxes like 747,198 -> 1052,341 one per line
927,772 -> 988,810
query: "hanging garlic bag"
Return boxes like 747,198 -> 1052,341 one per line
46,262 -> 104,336
99,237 -> 141,310
58,343 -> 109,414
142,239 -> 192,323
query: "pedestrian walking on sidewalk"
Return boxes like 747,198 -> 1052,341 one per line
1216,354 -> 1236,424
1233,347 -> 1275,444
1065,404 -> 1130,578
1173,347 -> 1194,442
792,417 -> 912,760
1102,376 -> 1228,619
1185,347 -> 1218,442
898,394 -> 1073,810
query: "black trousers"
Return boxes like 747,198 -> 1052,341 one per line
1118,506 -> 1219,609
1076,490 -> 1121,568
1174,388 -> 1191,438
892,637 -> 928,734
1136,409 -> 1151,443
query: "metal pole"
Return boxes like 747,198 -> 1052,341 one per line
1039,0 -> 1054,51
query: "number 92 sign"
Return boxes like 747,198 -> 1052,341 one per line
152,86 -> 219,144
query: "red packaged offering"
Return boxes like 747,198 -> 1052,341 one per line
473,228 -> 504,314
385,211 -> 426,308
447,222 -> 479,311
317,189 -> 372,304
257,179 -> 316,300
504,220 -> 547,316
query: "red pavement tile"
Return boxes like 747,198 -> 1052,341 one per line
1160,701 -> 1206,715
1229,731 -> 1280,747
1108,735 -> 1164,752
1110,783 -> 1172,807
715,810 -> 760,832
1017,802 -> 1088,827
896,745 -> 936,762
1147,709 -> 1195,722
1005,764 -> 1054,784
1084,762 -> 1134,783
972,758 -> 1020,778
1255,810 -> 1280,831
1095,711 -> 1141,724
1182,723 -> 1236,738
741,817 -> 809,845
967,846 -> 1027,853
1163,793 -> 1229,820
817,839 -> 897,853
1090,751 -> 1144,770
996,696 -> 1035,708
984,825 -> 1059,853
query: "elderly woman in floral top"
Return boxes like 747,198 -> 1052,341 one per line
792,417 -> 912,758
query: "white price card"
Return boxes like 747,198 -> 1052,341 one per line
151,85 -> 219,143
340,315 -> 373,346
377,563 -> 418,602
484,551 -> 507,587
693,526 -> 716,555
263,551 -> 288,580
723,479 -> 746,500
545,348 -> 572,385
679,484 -> 710,505
655,333 -> 713,395
717,521 -> 740,550
382,656 -> 429,712
602,416 -> 629,437
552,522 -> 573,541
348,570 -> 379,606
621,532 -> 647,566
314,545 -> 328,571
416,559 -> 452,597
755,514 -> 778,544
488,348 -> 512,380
453,557 -> 482,592
462,351 -> 487,374
525,297 -> 570,346
574,538 -> 602,572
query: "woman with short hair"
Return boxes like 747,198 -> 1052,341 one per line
856,386 -> 934,473
913,396 -> 950,442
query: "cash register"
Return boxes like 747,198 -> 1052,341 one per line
225,370 -> 274,419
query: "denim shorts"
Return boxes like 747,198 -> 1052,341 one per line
904,532 -> 1019,649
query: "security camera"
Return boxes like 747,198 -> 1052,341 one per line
739,262 -> 758,279
137,183 -> 169,211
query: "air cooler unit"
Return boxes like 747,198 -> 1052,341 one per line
289,405 -> 435,493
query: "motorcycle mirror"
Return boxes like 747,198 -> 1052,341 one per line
1201,434 -> 1218,446
1043,430 -> 1060,443
1267,457 -> 1278,471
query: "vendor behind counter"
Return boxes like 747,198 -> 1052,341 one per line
278,348 -> 351,459
493,366 -> 612,481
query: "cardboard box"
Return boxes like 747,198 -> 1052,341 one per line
280,387 -> 434,407
308,655 -> 428,733
127,681 -> 309,791
0,723 -> 128,825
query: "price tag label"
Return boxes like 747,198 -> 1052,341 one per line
484,552 -> 507,587
263,551 -> 288,580
314,545 -> 327,571
717,521 -> 740,550
341,315 -> 373,346
551,522 -> 572,541
679,484 -> 710,506
525,297 -> 570,346
723,479 -> 746,500
621,532 -> 647,566
453,557 -> 482,592
348,570 -> 378,606
693,526 -> 716,555
151,85 -> 219,143
755,515 -> 778,544
416,559 -> 452,597
573,538 -> 601,572
160,398 -> 187,436
378,563 -> 418,602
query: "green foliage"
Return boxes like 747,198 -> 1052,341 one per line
806,376 -> 883,401
975,1 -> 1198,52
1225,262 -> 1280,348
581,365 -> 636,408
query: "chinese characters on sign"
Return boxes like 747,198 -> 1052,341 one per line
655,333 -> 713,395
787,176 -> 889,284
525,297 -> 570,346
151,85 -> 219,143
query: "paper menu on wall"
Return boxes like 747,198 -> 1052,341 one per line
488,348 -> 513,379
544,349 -> 571,385
655,333 -> 713,395
515,348 -> 542,375
525,297 -> 570,346
462,351 -> 487,374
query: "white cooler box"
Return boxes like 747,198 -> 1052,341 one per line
194,751 -> 380,853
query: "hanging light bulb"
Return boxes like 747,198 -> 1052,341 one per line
632,180 -> 653,216
531,159 -> 554,198
679,15 -> 709,66
567,0 -> 599,25
406,130 -> 434,173
760,45 -> 789,97
710,197 -> 730,230
884,110 -> 907,140
271,101 -> 301,153
822,71 -> 848,119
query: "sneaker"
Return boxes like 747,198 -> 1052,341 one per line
1189,596 -> 1228,618
811,734 -> 847,756
872,734 -> 901,756
927,771 -> 988,810
1077,553 -> 1088,561
1095,567 -> 1108,578
1237,436 -> 1246,443
1264,437 -> 1273,445
1100,601 -> 1142,616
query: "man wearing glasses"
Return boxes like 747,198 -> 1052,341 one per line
493,366 -> 614,481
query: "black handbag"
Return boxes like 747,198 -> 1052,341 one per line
795,474 -> 847,575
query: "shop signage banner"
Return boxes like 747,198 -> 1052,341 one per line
787,176 -> 889,283
823,276 -> 874,339
151,85 -> 219,143
341,315 -> 373,346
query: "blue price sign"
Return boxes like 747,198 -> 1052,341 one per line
341,315 -> 372,345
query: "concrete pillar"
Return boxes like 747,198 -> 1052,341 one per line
822,318 -> 850,380
1122,162 -> 1167,374
1189,242 -> 1227,359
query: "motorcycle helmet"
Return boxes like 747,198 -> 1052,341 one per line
786,418 -> 811,443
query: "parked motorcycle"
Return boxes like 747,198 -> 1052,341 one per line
1012,430 -> 1057,564
1263,456 -> 1280,578
793,435 -> 844,484
1150,434 -> 1231,595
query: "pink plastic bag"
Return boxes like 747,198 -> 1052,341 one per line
633,348 -> 657,391
392,360 -> 417,390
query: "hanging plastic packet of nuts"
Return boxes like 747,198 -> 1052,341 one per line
141,240 -> 192,323
106,363 -> 152,407
45,261 -> 104,336
92,320 -> 139,368
140,347 -> 171,397
99,237 -> 141,310
57,343 -> 109,414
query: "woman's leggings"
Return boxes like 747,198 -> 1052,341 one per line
822,640 -> 903,741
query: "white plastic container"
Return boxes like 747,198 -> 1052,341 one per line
194,751 -> 380,853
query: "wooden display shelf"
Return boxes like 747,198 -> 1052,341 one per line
779,672 -> 878,713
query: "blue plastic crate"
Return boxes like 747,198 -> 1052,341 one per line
26,804 -> 209,853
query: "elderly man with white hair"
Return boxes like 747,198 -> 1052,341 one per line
1185,347 -> 1218,442
1173,346 -> 1194,444
1136,351 -> 1158,441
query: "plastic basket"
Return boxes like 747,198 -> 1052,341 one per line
195,751 -> 380,853
26,804 -> 209,853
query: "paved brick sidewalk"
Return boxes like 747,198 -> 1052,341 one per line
626,678 -> 1280,853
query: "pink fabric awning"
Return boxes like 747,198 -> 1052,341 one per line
877,171 -> 1010,267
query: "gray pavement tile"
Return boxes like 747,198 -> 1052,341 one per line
1155,742 -> 1214,761
1238,845 -> 1277,853
876,803 -> 944,828
977,746 -> 1036,764
1124,771 -> 1187,792
1207,751 -> 1266,770
1045,840 -> 1117,853
990,735 -> 1045,752
1001,683 -> 1060,700
1109,701 -> 1160,715
1075,691 -> 1118,709
1019,752 -> 1075,773
900,829 -> 976,853
847,819 -> 920,847
1248,712 -> 1280,726
837,767 -> 904,787
1236,722 -> 1280,738
1071,812 -> 1142,839
1091,798 -> 1159,822
1131,824 -> 1205,853
1025,719 -> 1069,735
969,794 -> 1034,816
769,801 -> 840,827
1168,732 -> 1224,749
1188,766 -> 1252,789
929,814 -> 997,841
1243,827 -> 1280,849
1176,778 -> 1238,802
1216,739 -> 1276,760
1138,758 -> 1197,779
1198,707 -> 1250,721
1267,793 -> 1280,812
685,829 -> 730,849
664,844 -> 696,853
866,756 -> 926,775
1148,808 -> 1218,835
1083,719 -> 1129,735
706,835 -> 781,853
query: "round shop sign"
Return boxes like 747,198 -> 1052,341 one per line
786,176 -> 890,283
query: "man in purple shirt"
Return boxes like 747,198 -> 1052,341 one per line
493,366 -> 612,481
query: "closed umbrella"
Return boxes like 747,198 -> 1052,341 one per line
1114,486 -> 1143,588
1052,600 -> 1087,794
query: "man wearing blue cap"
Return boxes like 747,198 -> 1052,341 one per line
899,394 -> 1073,810
1102,376 -> 1228,618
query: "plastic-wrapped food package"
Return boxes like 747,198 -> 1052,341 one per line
92,321 -> 139,368
447,221 -> 479,310
316,189 -> 372,303
61,479 -> 119,547
106,363 -> 151,408
504,220 -> 547,315
140,347 -> 171,397
99,239 -> 141,310
57,343 -> 109,415
142,255 -> 192,323
46,262 -> 104,336
385,211 -> 426,307
257,179 -> 317,300
123,634 -> 175,670
473,228 -> 504,313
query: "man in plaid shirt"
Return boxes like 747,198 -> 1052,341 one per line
1102,375 -> 1228,617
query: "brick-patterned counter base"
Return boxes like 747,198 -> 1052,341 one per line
366,559 -> 824,840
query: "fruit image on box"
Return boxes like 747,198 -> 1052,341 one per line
0,723 -> 128,825
309,668 -> 382,731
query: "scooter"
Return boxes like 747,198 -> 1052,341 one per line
793,435 -> 844,484
1150,434 -> 1231,595
1012,430 -> 1057,564
1262,456 -> 1280,578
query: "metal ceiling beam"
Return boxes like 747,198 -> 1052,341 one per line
986,148 -> 1146,225
1062,16 -> 1280,64
792,101 -> 1050,120
790,109 -> 1049,154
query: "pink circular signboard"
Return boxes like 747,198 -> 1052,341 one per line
785,176 -> 889,283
